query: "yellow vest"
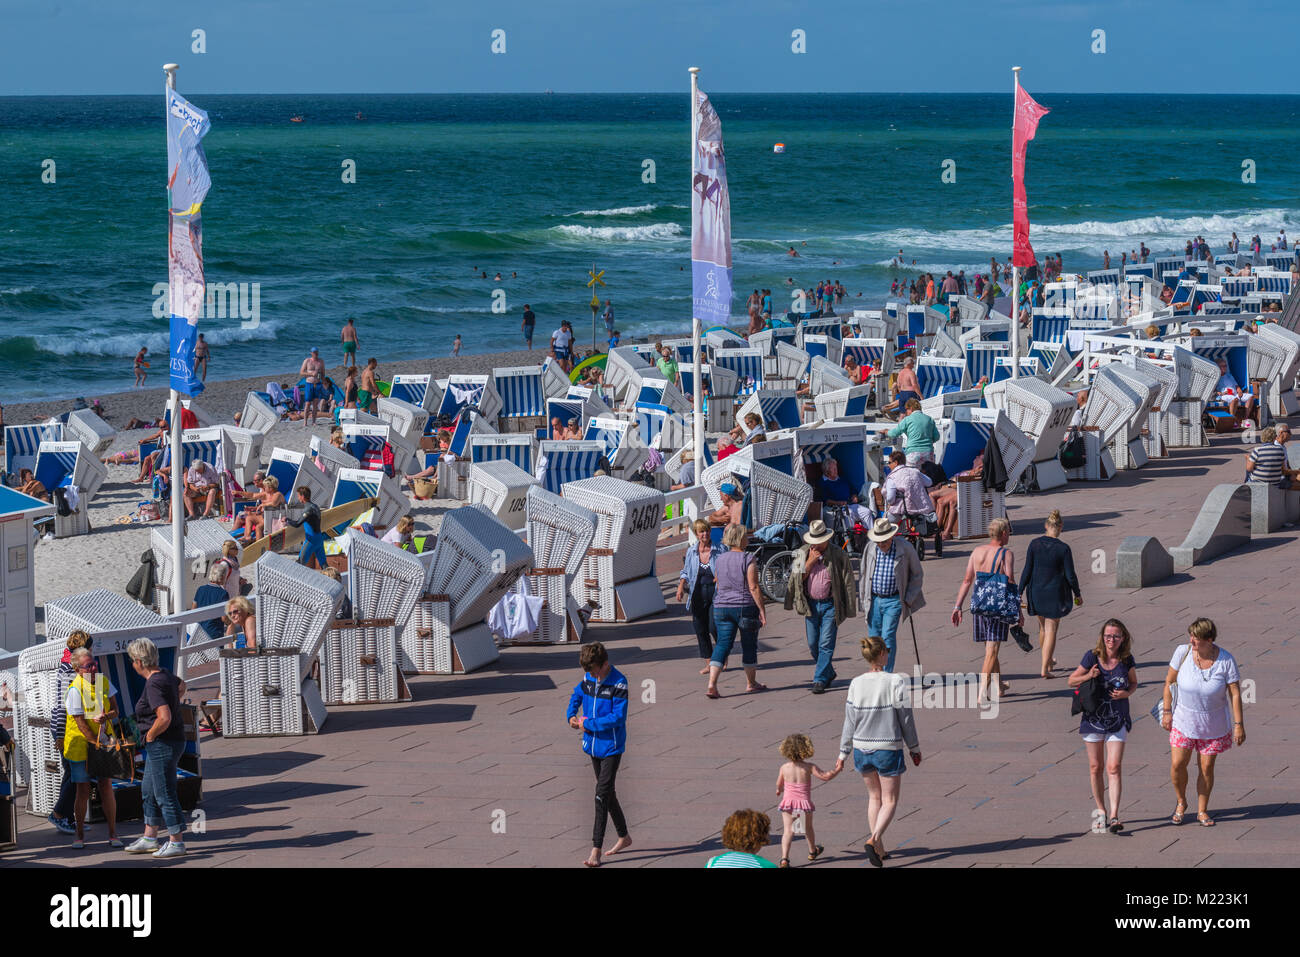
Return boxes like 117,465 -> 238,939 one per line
62,674 -> 109,762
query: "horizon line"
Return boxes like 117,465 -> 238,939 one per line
5,90 -> 1300,98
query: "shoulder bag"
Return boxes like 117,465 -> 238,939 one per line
86,717 -> 136,783
970,547 -> 1020,623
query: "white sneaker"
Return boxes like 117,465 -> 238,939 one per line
152,841 -> 187,859
125,837 -> 159,854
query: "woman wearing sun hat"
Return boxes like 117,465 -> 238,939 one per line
785,519 -> 857,694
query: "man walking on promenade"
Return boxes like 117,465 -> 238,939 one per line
340,319 -> 358,368
859,517 -> 925,673
785,520 -> 857,694
566,641 -> 632,867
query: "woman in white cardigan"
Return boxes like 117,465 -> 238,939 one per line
832,635 -> 922,867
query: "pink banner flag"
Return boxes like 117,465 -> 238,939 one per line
1012,84 -> 1049,268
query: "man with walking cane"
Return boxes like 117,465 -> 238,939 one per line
858,518 -> 926,673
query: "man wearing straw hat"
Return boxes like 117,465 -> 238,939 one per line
785,520 -> 857,694
858,517 -> 925,673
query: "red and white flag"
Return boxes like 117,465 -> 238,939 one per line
1012,84 -> 1049,268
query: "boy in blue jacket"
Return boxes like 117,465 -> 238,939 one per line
566,641 -> 632,867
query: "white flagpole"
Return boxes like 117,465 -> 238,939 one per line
164,62 -> 186,615
689,67 -> 704,481
1010,65 -> 1022,379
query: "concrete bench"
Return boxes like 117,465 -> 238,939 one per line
1169,484 -> 1251,571
1115,536 -> 1174,588
1246,480 -> 1300,535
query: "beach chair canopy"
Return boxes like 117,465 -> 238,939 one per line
179,427 -> 228,472
420,504 -> 532,632
536,440 -> 605,494
308,436 -> 361,482
711,348 -> 764,397
983,377 -> 1074,463
330,466 -> 408,532
808,355 -> 851,396
376,395 -> 430,443
814,383 -> 872,423
343,529 -> 426,624
435,375 -> 502,423
493,365 -> 550,422
388,373 -> 435,410
737,389 -> 801,433
525,485 -> 598,577
5,422 -> 63,477
265,447 -> 331,506
991,357 -> 1041,383
963,343 -> 1008,388
562,476 -> 665,584
467,433 -> 537,473
916,357 -> 966,398
794,423 -> 871,499
802,334 -> 841,367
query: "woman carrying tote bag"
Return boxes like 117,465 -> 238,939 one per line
952,518 -> 1023,704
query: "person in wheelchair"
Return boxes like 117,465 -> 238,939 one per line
819,458 -> 871,530
882,450 -> 937,533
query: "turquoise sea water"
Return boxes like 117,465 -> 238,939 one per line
1,92 -> 1298,402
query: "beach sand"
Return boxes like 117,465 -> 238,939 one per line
8,344 -> 568,619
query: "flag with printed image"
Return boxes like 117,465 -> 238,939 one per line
1012,84 -> 1049,269
166,87 -> 211,396
691,89 -> 732,324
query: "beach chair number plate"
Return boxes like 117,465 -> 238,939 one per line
627,504 -> 661,536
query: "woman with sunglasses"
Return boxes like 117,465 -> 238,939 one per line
1067,619 -> 1136,833
62,647 -> 121,849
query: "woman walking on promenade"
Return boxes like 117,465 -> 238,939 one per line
124,637 -> 189,858
1067,619 -> 1136,833
676,519 -> 719,675
952,518 -> 1024,702
1019,509 -> 1082,678
1161,618 -> 1245,827
774,733 -> 839,867
705,524 -> 767,698
833,636 -> 921,867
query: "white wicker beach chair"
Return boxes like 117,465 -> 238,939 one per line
775,341 -> 811,381
376,394 -> 431,445
421,504 -> 532,633
518,486 -> 599,645
604,346 -> 654,405
151,520 -> 241,617
219,647 -> 319,737
1081,366 -> 1144,448
15,637 -> 73,815
63,408 -> 116,458
251,550 -> 345,664
813,384 -> 872,423
319,619 -> 409,705
1106,364 -> 1161,469
221,425 -> 265,488
33,441 -> 106,539
737,389 -> 801,433
562,477 -> 666,622
344,529 -> 426,624
468,459 -> 539,531
981,378 -> 1075,490
1258,323 -> 1300,416
1172,346 -> 1220,404
748,461 -> 812,527
808,355 -> 851,396
239,391 -> 280,436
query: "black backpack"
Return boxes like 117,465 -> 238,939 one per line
52,487 -> 72,517
1059,429 -> 1086,470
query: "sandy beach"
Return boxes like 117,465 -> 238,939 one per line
9,343 -> 576,617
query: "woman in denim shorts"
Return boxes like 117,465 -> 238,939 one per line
833,636 -> 921,867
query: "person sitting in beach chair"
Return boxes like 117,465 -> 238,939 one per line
880,357 -> 921,418
183,459 -> 222,519
17,467 -> 49,502
1212,357 -> 1255,428
223,596 -> 257,650
710,482 -> 745,527
231,475 -> 283,540
820,458 -> 872,528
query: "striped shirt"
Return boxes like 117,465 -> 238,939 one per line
706,852 -> 777,868
870,541 -> 899,597
1248,442 -> 1287,486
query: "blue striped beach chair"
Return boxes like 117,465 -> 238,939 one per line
1258,274 -> 1291,295
1087,268 -> 1121,286
904,305 -> 926,344
1154,257 -> 1184,287
794,423 -> 870,496
916,357 -> 966,398
1124,263 -> 1156,279
5,422 -> 63,477
583,415 -> 643,477
435,375 -> 502,423
963,343 -> 1008,388
736,390 -> 801,432
633,402 -> 673,449
813,383 -> 872,423
712,348 -> 764,397
340,424 -> 391,470
841,337 -> 887,372
991,356 -> 1040,383
468,433 -> 536,473
389,374 -> 434,410
34,440 -> 107,537
1043,281 -> 1076,315
33,441 -> 83,494
1031,313 -> 1070,344
493,365 -> 548,433
801,334 -> 840,367
1220,276 -> 1256,300
179,427 -> 227,472
537,440 -> 605,494
329,466 -> 407,534
1264,253 -> 1297,272
1200,302 -> 1241,317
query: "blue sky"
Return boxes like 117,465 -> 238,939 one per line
3,0 -> 1298,95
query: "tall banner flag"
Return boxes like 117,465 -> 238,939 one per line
166,87 -> 211,396
691,89 -> 732,324
1011,84 -> 1049,269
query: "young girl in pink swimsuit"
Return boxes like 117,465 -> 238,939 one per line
775,733 -> 839,867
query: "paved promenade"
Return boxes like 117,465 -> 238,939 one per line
6,431 -> 1297,868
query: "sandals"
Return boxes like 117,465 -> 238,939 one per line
746,683 -> 768,694
863,840 -> 883,868
808,844 -> 824,862
1171,803 -> 1188,825
779,858 -> 790,868
1197,812 -> 1215,827
1107,818 -> 1123,834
